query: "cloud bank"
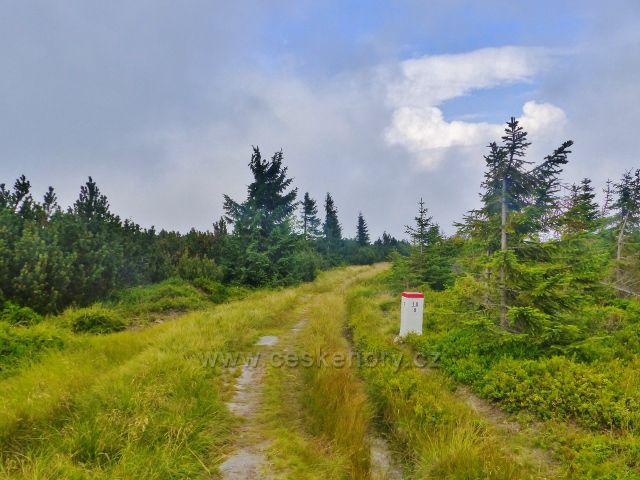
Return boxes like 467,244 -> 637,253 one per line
1,1 -> 638,238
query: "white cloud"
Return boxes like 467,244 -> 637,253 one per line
519,100 -> 566,134
387,46 -> 549,107
385,107 -> 499,168
384,47 -> 566,169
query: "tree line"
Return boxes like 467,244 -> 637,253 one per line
0,148 -> 404,314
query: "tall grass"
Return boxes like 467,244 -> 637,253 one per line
259,264 -> 388,479
0,277 -> 247,378
346,281 -> 553,479
298,292 -> 373,478
0,283 -> 302,478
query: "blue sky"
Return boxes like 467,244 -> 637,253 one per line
1,1 -> 638,237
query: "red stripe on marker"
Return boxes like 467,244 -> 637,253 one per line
401,292 -> 424,298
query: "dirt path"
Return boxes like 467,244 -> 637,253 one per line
218,306 -> 311,479
369,434 -> 404,480
218,265 -> 394,479
218,335 -> 280,479
456,386 -> 559,476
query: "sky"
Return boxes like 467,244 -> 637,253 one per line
1,0 -> 639,238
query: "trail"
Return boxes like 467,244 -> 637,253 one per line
343,339 -> 403,480
218,298 -> 312,479
218,334 -> 282,479
218,264 -> 401,479
456,386 -> 560,476
279,299 -> 403,480
369,435 -> 403,480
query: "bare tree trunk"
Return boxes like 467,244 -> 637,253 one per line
483,248 -> 491,307
500,177 -> 508,328
616,214 -> 628,287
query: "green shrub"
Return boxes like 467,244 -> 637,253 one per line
0,321 -> 65,373
114,278 -> 207,314
286,249 -> 321,283
191,277 -> 229,303
175,255 -> 222,282
480,356 -> 640,430
614,322 -> 640,357
410,319 -> 540,385
69,306 -> 126,334
0,302 -> 43,326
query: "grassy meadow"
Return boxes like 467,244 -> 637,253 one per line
0,265 -> 384,479
3,264 -> 640,479
0,274 -> 296,478
346,278 -> 556,479
347,270 -> 640,479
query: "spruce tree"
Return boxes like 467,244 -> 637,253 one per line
405,198 -> 435,256
356,212 -> 370,246
529,141 -> 573,233
495,119 -> 531,327
223,147 -> 301,286
560,178 -> 600,235
613,169 -> 640,284
300,192 -> 321,240
323,193 -> 341,242
224,147 -> 298,238
43,187 -> 58,220
470,117 -> 572,328
403,198 -> 453,289
602,179 -> 615,217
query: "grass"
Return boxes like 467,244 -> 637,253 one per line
294,266 -> 391,478
0,278 -> 244,377
401,278 -> 640,478
345,278 -> 555,479
0,265 -> 391,479
0,279 -> 302,478
259,265 -> 387,479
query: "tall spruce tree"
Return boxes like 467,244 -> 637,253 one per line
300,192 -> 321,240
43,187 -> 58,220
323,193 -> 341,242
356,212 -> 370,246
224,148 -> 297,237
602,179 -> 615,217
223,147 -> 300,286
530,141 -> 573,233
473,118 -> 572,328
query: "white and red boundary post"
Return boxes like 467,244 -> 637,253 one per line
400,292 -> 424,336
